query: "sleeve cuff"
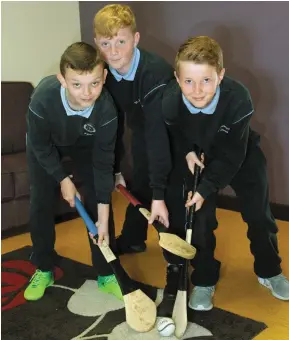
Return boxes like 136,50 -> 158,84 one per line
152,188 -> 165,200
185,143 -> 198,157
53,168 -> 67,183
197,180 -> 216,200
95,192 -> 112,204
114,162 -> 121,174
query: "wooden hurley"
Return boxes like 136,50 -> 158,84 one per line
117,184 -> 196,260
173,160 -> 201,338
75,197 -> 156,333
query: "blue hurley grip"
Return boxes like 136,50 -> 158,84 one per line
75,197 -> 98,236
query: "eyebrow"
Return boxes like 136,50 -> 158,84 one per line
71,77 -> 101,82
100,35 -> 126,40
184,76 -> 211,79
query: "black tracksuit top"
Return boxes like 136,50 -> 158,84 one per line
26,75 -> 118,204
104,49 -> 174,200
162,76 -> 260,199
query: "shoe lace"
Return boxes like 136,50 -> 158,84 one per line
30,270 -> 48,288
270,274 -> 288,284
100,275 -> 116,286
194,286 -> 215,296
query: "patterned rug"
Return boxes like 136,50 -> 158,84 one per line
1,246 -> 267,340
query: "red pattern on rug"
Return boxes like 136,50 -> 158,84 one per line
1,260 -> 63,311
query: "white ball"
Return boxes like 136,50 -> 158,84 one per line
157,317 -> 175,337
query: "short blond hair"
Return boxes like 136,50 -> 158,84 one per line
175,36 -> 223,75
94,4 -> 137,38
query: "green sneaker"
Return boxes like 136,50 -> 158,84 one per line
97,274 -> 123,301
24,269 -> 54,301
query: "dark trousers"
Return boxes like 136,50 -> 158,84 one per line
27,143 -> 115,276
162,165 -> 220,285
229,144 -> 281,279
163,144 -> 281,286
119,145 -> 152,245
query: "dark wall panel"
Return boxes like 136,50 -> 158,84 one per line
79,1 -> 289,205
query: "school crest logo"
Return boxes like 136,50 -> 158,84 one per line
83,123 -> 96,135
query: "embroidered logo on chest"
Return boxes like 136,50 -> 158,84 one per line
83,123 -> 96,135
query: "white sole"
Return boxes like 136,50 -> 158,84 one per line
188,302 -> 213,311
188,288 -> 215,311
258,278 -> 289,301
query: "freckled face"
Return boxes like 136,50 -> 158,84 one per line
95,27 -> 140,75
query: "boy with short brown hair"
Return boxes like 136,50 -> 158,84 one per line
24,42 -> 122,301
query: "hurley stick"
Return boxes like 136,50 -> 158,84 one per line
75,197 -> 156,332
172,160 -> 201,338
117,184 -> 196,260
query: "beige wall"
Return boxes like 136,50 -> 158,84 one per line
1,1 -> 81,86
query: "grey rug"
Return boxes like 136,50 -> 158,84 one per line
1,246 -> 267,340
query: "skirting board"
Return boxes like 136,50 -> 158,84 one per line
1,212 -> 79,240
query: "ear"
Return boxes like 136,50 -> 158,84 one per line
218,68 -> 225,84
174,71 -> 180,85
134,32 -> 140,47
103,68 -> 108,83
57,73 -> 67,88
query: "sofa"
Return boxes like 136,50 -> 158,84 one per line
1,81 -> 78,236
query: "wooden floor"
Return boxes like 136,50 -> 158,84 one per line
2,193 -> 289,339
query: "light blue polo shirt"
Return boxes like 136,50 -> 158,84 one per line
109,48 -> 140,82
182,86 -> 220,115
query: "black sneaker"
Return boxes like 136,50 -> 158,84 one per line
115,236 -> 147,255
158,264 -> 180,317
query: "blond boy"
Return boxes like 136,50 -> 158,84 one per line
94,4 -> 173,255
162,36 -> 289,311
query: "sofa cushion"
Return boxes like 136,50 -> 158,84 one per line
1,81 -> 34,154
1,152 -> 29,199
2,152 -> 27,173
14,170 -> 30,199
1,172 -> 14,202
1,199 -> 30,231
